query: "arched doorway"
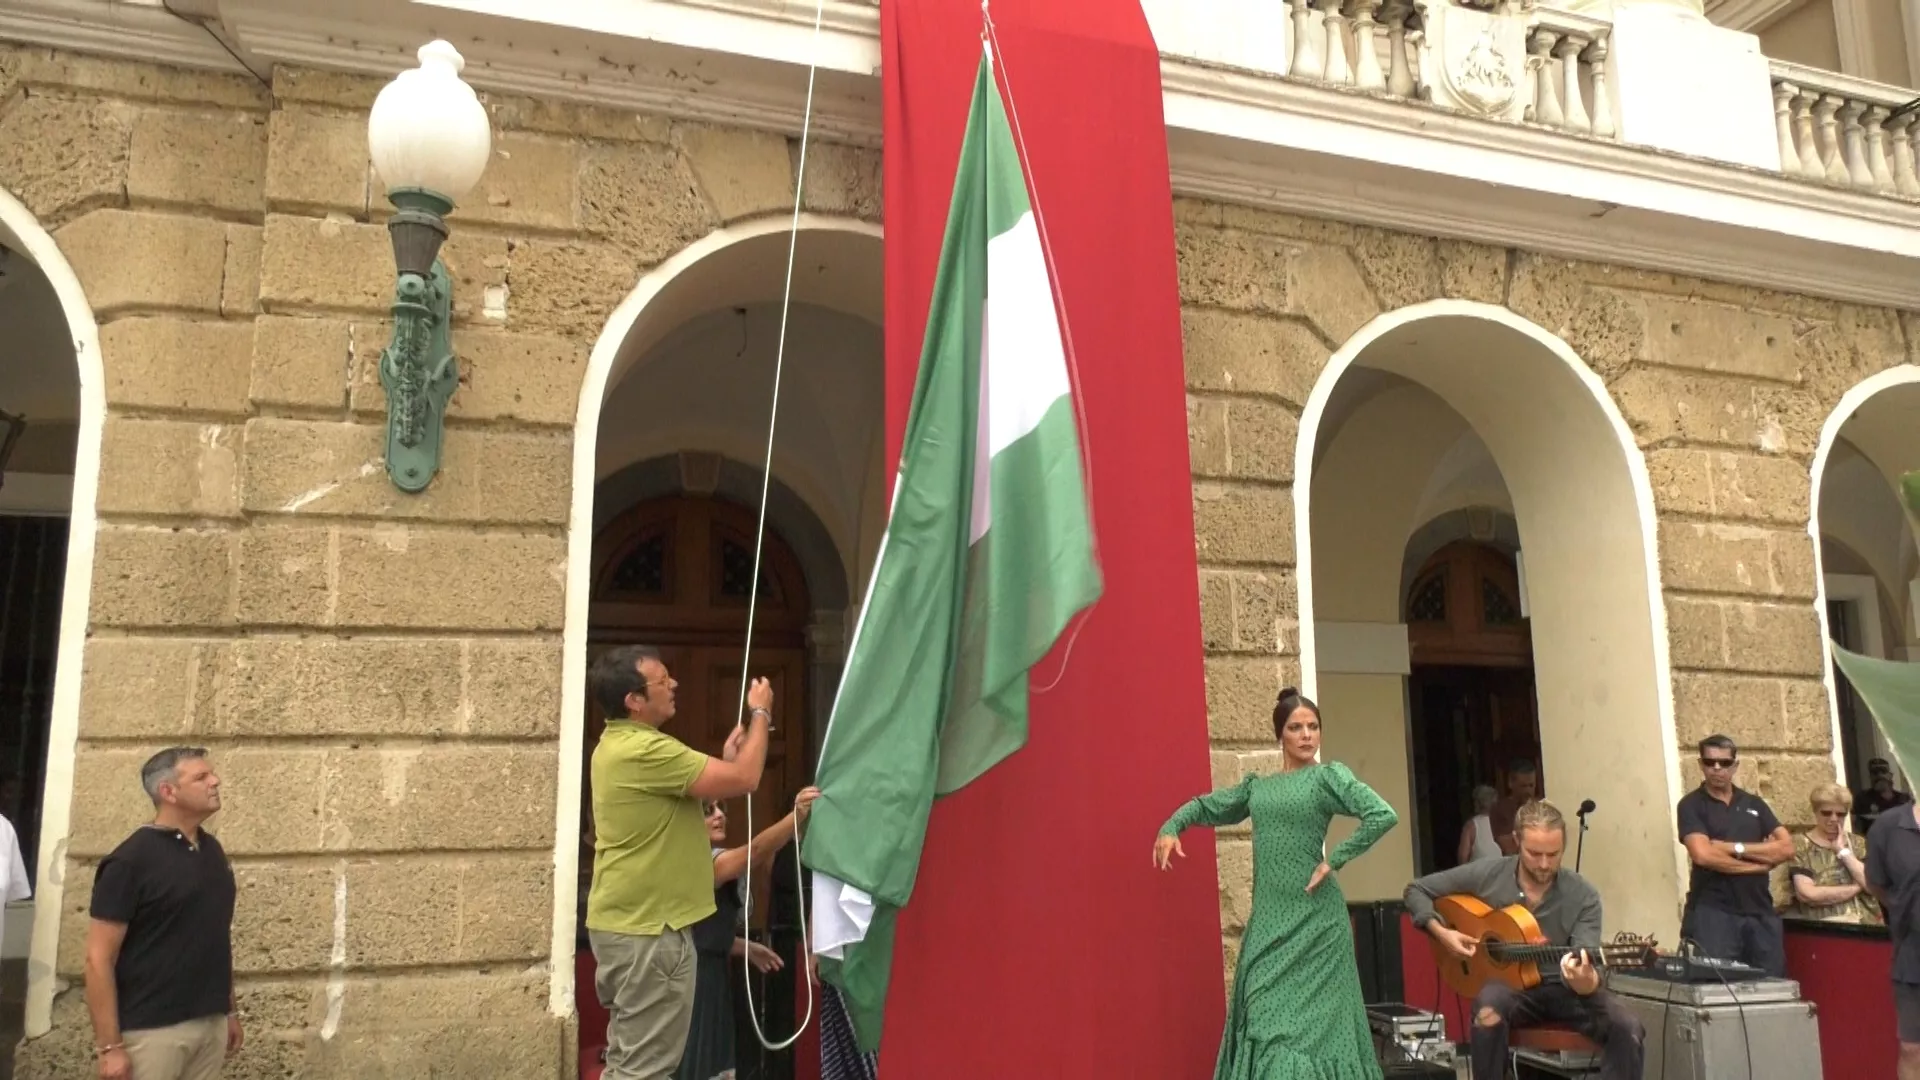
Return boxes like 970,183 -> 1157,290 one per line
584,494 -> 815,926
0,186 -> 104,1041
1405,540 -> 1540,873
556,215 -> 883,1069
1811,367 -> 1920,828
1298,301 -> 1679,941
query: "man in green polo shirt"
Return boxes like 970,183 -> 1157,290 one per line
585,644 -> 773,1080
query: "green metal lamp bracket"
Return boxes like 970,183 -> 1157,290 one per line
380,258 -> 457,493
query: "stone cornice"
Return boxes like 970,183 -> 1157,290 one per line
0,0 -> 243,72
4,0 -> 1919,309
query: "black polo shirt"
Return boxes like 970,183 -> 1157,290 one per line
1867,805 -> 1920,984
90,826 -> 236,1032
1677,784 -> 1782,918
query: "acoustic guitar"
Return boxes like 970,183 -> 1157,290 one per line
1426,893 -> 1659,998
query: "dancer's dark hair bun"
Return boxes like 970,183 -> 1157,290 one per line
1271,686 -> 1322,740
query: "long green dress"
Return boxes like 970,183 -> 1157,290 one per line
1160,761 -> 1399,1080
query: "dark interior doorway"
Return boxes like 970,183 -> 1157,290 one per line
1404,540 -> 1540,875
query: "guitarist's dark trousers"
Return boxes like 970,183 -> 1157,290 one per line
1468,980 -> 1646,1080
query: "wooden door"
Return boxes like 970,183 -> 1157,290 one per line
587,495 -> 813,929
1408,666 -> 1543,872
1404,541 -> 1541,872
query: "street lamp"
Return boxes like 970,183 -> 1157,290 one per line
367,40 -> 492,493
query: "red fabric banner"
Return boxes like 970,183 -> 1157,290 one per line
877,2 -> 1224,1074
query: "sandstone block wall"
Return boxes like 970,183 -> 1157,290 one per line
0,43 -> 875,1078
1175,197 -> 1912,986
0,33 -> 1905,1065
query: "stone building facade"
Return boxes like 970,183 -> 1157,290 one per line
0,30 -> 1905,1078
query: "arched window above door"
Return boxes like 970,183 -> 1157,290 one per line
604,529 -> 670,600
1405,541 -> 1531,667
590,495 -> 806,627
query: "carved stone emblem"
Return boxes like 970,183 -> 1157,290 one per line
1430,6 -> 1528,119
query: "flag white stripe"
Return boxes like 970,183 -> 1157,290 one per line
984,210 -> 1070,459
810,872 -> 873,961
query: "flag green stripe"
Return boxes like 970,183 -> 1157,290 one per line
800,58 -> 998,1053
804,52 -> 1101,1055
937,398 -> 1101,792
802,57 -> 985,908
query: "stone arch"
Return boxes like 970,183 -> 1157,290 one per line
551,213 -> 883,1016
1809,364 -> 1920,788
0,185 -> 107,1037
1295,299 -> 1682,939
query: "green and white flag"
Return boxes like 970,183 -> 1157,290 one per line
1832,645 -> 1920,781
799,51 -> 1102,1051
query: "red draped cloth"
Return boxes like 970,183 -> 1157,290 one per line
872,2 -> 1225,1075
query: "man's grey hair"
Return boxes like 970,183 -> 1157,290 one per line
140,747 -> 208,803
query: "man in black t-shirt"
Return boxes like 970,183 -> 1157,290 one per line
1858,758 -> 1914,832
85,747 -> 239,1080
1676,734 -> 1794,976
1866,800 -> 1920,1079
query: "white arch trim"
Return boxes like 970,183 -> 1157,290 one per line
0,187 -> 107,1038
550,213 -> 884,1016
1808,364 -> 1920,788
1291,298 -> 1686,912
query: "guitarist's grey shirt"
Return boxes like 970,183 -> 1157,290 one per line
1404,855 -> 1605,952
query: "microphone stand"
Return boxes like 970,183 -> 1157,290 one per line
1575,807 -> 1590,873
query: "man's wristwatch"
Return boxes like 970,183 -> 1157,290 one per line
1734,842 -> 1747,858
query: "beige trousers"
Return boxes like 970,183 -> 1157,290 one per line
123,1014 -> 226,1080
590,927 -> 697,1080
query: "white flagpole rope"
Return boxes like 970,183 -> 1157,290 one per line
735,0 -> 826,1052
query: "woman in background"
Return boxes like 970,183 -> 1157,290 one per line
1784,782 -> 1881,925
1154,687 -> 1399,1080
1458,784 -> 1503,866
679,788 -> 818,1080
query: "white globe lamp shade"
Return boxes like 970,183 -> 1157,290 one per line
367,40 -> 492,205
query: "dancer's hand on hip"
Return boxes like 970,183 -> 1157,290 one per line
1305,861 -> 1333,894
1153,834 -> 1184,870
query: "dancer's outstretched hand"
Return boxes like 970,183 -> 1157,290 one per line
1305,861 -> 1333,894
1153,834 -> 1184,870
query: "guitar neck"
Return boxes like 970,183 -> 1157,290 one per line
1485,943 -> 1608,966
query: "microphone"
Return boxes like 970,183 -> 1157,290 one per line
1574,800 -> 1595,872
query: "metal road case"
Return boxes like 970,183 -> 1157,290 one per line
1608,980 -> 1825,1080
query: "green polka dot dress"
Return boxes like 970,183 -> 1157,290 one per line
1160,762 -> 1399,1080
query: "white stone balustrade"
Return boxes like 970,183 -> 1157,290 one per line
1141,0 -> 1918,200
1525,10 -> 1615,139
1770,62 -> 1920,197
1282,0 -> 1427,97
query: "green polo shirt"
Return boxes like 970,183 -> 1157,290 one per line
585,720 -> 714,935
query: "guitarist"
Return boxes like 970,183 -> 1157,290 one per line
1404,800 -> 1646,1080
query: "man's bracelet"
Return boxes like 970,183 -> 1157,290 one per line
751,708 -> 771,721
96,1042 -> 123,1057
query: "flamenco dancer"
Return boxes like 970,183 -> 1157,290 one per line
1154,688 -> 1399,1080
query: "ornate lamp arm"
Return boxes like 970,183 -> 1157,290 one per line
378,188 -> 459,493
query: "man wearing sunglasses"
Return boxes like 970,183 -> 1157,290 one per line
1675,734 -> 1794,976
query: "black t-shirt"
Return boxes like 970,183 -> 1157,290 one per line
1677,785 -> 1783,918
89,826 -> 236,1032
1867,806 -> 1920,984
1859,787 -> 1913,831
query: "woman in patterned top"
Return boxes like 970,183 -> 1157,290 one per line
1153,687 -> 1399,1080
679,791 -> 819,1080
1785,782 -> 1882,925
